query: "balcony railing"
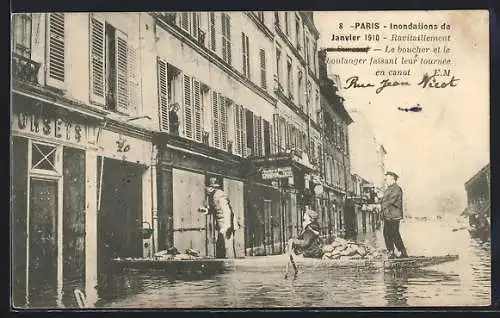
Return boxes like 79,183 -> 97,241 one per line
12,52 -> 41,85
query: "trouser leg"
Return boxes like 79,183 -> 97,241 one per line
216,232 -> 226,258
383,220 -> 394,252
392,220 -> 407,255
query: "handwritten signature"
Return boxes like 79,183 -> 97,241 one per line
344,73 -> 460,94
398,104 -> 422,112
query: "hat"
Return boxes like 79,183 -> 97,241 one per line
208,176 -> 221,188
305,209 -> 319,220
385,171 -> 399,180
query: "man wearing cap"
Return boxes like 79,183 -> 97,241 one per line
199,177 -> 236,258
288,207 -> 324,259
381,171 -> 408,259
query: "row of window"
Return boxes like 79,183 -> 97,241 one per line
324,113 -> 349,154
324,156 -> 348,188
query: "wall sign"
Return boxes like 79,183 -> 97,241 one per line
261,167 -> 293,180
99,129 -> 150,164
12,110 -> 88,145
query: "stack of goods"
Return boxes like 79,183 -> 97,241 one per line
321,238 -> 381,261
153,247 -> 202,260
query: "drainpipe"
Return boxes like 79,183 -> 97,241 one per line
151,144 -> 159,254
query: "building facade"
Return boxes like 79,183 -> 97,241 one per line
317,49 -> 353,241
11,11 -> 329,307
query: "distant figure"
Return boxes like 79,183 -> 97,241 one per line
381,171 -> 408,259
169,103 -> 180,135
199,177 -> 237,258
288,208 -> 324,259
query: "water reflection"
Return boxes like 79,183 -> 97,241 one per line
97,220 -> 490,308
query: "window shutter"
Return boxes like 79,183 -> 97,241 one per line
180,12 -> 190,32
127,45 -> 139,116
226,16 -> 231,65
115,29 -> 129,113
192,13 -> 200,38
183,74 -> 193,139
259,49 -> 267,89
318,144 -> 323,175
212,91 -> 220,148
241,106 -> 247,157
241,33 -> 246,76
157,58 -> 169,132
193,79 -> 202,142
234,105 -> 241,155
209,12 -> 216,51
220,95 -> 228,150
46,13 -> 65,89
89,16 -> 105,105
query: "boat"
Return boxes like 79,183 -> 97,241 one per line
227,253 -> 460,272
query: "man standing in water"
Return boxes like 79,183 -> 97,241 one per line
381,171 -> 408,259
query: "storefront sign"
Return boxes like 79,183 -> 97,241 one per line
261,167 -> 293,180
99,129 -> 151,164
12,110 -> 89,145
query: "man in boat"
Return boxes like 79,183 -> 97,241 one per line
381,171 -> 408,259
199,177 -> 237,258
288,208 -> 324,259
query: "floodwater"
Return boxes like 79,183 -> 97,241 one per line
97,219 -> 491,308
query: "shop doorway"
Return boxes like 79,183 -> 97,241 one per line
97,158 -> 143,289
28,178 -> 59,307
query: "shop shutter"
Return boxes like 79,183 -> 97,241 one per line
193,79 -> 202,142
157,58 -> 169,132
260,49 -> 267,89
89,16 -> 105,105
212,91 -> 220,148
115,30 -> 129,113
183,74 -> 193,139
220,95 -> 228,150
47,13 -> 65,89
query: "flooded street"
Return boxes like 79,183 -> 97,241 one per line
97,220 -> 491,308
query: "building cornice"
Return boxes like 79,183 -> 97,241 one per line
245,12 -> 275,41
152,12 -> 278,107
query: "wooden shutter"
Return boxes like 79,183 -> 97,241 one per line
193,79 -> 202,142
226,15 -> 231,65
89,16 -> 105,105
46,13 -> 65,89
128,45 -> 139,116
241,33 -> 246,76
157,58 -> 169,132
318,144 -> 323,175
192,13 -> 200,38
115,29 -> 129,113
212,92 -> 220,148
240,106 -> 248,157
180,12 -> 190,32
263,120 -> 271,156
183,74 -> 193,139
260,49 -> 267,89
234,105 -> 242,155
220,95 -> 228,150
209,12 -> 216,51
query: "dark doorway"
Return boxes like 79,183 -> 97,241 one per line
97,158 -> 143,295
344,201 -> 357,240
29,178 -> 58,307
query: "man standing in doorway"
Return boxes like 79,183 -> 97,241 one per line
199,177 -> 237,258
381,171 -> 408,259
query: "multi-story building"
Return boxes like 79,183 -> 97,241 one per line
317,49 -> 353,240
11,12 -> 159,308
11,11 -> 324,307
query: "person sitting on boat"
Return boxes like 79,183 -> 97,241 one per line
288,208 -> 324,259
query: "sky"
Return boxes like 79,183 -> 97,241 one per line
313,11 -> 490,215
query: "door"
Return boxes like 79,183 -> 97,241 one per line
29,178 -> 58,307
263,199 -> 272,255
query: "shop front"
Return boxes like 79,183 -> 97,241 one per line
11,94 -> 100,308
245,152 -> 317,256
153,133 -> 246,259
94,124 -> 153,298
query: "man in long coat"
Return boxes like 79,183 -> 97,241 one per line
381,171 -> 408,259
200,177 -> 237,258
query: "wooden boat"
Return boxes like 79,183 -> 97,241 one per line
228,254 -> 460,271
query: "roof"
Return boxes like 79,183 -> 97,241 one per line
464,163 -> 490,189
